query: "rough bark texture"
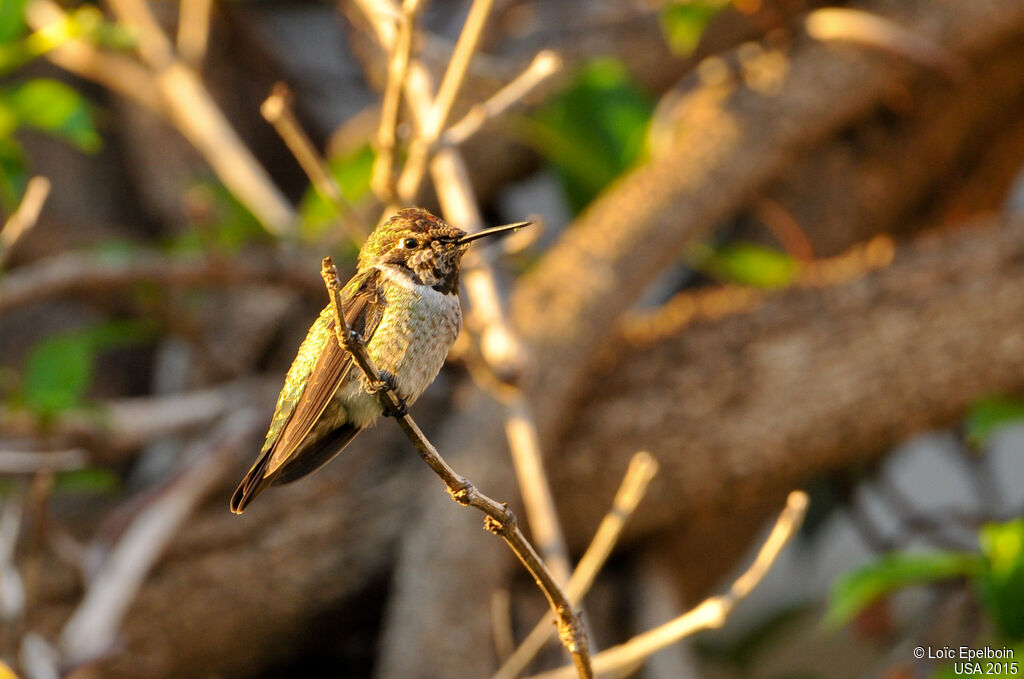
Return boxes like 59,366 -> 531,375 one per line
746,38 -> 1024,256
511,0 -> 1024,440
553,215 -> 1024,574
48,425 -> 421,679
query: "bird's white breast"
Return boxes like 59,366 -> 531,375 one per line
342,265 -> 461,427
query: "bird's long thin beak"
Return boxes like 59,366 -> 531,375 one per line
456,221 -> 532,245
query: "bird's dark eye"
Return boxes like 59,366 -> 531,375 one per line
402,238 -> 418,249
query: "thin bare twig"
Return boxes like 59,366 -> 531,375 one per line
0,377 -> 279,458
494,452 -> 659,679
432,151 -> 573,582
443,50 -> 563,147
320,257 -> 593,679
527,491 -> 809,679
503,393 -> 571,583
176,0 -> 213,67
492,588 -> 516,663
30,0 -> 296,237
0,176 -> 50,268
352,5 -> 581,670
805,8 -> 969,81
0,493 -> 26,621
59,410 -> 261,665
0,248 -> 320,315
156,62 -> 297,238
395,0 -> 496,203
24,0 -> 163,112
106,0 -> 175,68
372,0 -> 422,204
0,449 -> 86,474
261,83 -> 368,243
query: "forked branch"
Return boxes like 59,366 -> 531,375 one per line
528,491 -> 809,679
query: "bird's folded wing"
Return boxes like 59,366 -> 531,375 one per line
264,267 -> 385,475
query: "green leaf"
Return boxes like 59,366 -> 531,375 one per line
977,519 -> 1024,639
54,467 -> 119,495
0,78 -> 101,152
692,242 -> 800,289
0,0 -> 28,44
966,396 -> 1024,447
175,179 -> 266,253
17,321 -> 155,420
0,6 -> 128,76
22,332 -> 94,418
82,319 -> 158,350
659,1 -> 729,56
0,134 -> 26,209
0,97 -> 16,138
522,58 -> 653,213
828,552 -> 980,627
299,143 -> 374,242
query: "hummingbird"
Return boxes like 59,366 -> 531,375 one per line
230,207 -> 529,513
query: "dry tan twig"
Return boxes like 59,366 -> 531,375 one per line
806,8 -> 969,81
321,257 -> 593,679
0,449 -> 86,474
502,393 -> 571,581
492,588 -> 516,663
28,0 -> 296,237
494,452 -> 659,679
527,491 -> 809,679
443,50 -> 563,148
0,377 -> 277,460
0,176 -> 50,267
24,0 -> 162,111
261,83 -> 368,243
105,0 -> 174,68
176,0 -> 212,67
0,493 -> 26,621
395,0 -> 496,203
372,0 -> 422,204
0,248 -> 320,315
59,410 -> 261,665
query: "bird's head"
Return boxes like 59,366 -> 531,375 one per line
361,208 -> 528,294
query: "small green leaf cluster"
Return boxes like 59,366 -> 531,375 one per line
828,520 -> 1024,644
659,0 -> 730,56
521,58 -> 654,213
690,241 -> 800,289
6,320 -> 156,422
0,0 -> 126,208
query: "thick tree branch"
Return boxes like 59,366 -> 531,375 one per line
512,0 -> 1024,439
550,216 -> 1024,553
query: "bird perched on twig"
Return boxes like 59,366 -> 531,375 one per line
230,207 -> 529,513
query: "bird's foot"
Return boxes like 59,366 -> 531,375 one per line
369,371 -> 408,418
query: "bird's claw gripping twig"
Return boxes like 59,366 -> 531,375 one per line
369,371 -> 408,418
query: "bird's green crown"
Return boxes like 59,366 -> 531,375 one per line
359,208 -> 469,293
